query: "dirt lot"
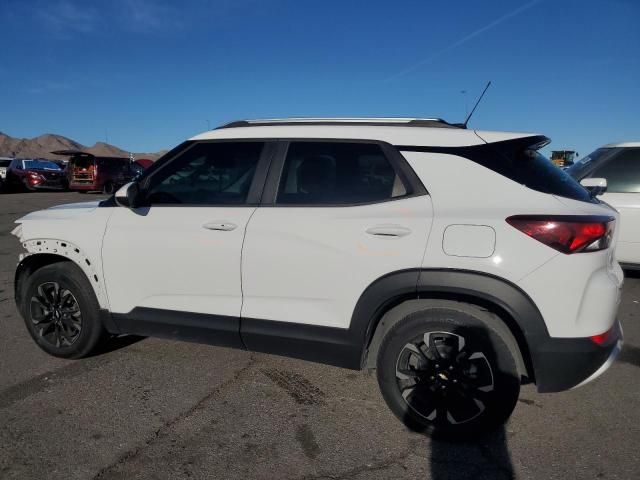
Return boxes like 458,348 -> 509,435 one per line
0,191 -> 639,480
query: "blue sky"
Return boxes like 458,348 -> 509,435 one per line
1,0 -> 638,156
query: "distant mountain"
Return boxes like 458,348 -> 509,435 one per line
0,132 -> 166,161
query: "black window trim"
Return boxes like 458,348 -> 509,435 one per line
138,139 -> 278,208
260,138 -> 428,208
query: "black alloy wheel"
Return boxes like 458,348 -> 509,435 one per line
29,281 -> 83,348
376,302 -> 520,439
21,262 -> 108,358
395,331 -> 494,425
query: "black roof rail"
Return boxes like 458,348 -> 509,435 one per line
215,118 -> 464,130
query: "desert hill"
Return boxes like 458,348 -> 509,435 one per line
0,132 -> 165,161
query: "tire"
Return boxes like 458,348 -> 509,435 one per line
20,262 -> 108,359
102,182 -> 115,195
376,301 -> 520,440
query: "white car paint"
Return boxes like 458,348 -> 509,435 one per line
241,195 -> 433,328
600,192 -> 640,264
12,118 -> 623,350
102,206 -> 257,317
11,201 -> 113,308
403,151 -> 622,338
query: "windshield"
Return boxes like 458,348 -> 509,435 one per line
0,160 -> 11,167
566,148 -> 618,180
23,160 -> 61,170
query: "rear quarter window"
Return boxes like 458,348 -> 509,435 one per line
470,143 -> 594,203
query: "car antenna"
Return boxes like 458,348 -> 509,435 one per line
460,81 -> 492,128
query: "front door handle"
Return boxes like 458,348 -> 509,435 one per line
365,225 -> 412,238
203,221 -> 238,231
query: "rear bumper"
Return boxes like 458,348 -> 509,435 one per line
532,320 -> 623,393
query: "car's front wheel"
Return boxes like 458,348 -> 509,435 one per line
376,301 -> 520,439
20,262 -> 108,358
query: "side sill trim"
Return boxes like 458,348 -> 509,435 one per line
109,307 -> 361,369
241,317 -> 360,369
111,308 -> 244,349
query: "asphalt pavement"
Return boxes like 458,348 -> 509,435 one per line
0,191 -> 638,480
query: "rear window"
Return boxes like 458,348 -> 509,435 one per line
471,145 -> 593,203
70,156 -> 94,169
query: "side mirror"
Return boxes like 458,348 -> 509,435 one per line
580,177 -> 607,197
114,182 -> 141,208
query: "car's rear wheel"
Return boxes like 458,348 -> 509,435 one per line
102,182 -> 115,195
376,301 -> 520,439
21,262 -> 108,358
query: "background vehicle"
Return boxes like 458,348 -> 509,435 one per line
550,150 -> 577,167
0,157 -> 12,191
5,158 -> 66,191
13,118 -> 623,439
52,150 -> 136,194
568,142 -> 640,268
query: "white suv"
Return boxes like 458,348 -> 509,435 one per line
568,142 -> 640,268
12,118 -> 623,438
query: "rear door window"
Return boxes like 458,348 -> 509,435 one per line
276,142 -> 407,205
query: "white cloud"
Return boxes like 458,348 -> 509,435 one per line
384,0 -> 544,82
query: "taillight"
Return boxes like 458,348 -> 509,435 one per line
506,215 -> 614,254
590,330 -> 611,346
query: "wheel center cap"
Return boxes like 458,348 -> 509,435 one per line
437,372 -> 449,381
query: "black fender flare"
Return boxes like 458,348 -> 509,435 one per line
348,268 -> 548,380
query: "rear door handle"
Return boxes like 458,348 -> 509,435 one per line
203,221 -> 237,231
365,225 -> 412,238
